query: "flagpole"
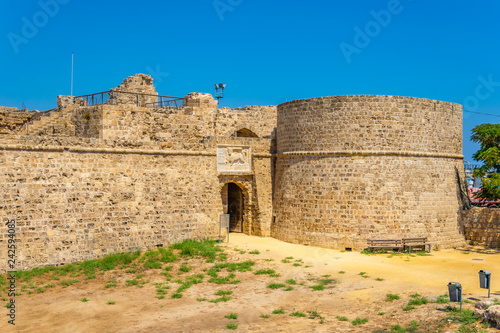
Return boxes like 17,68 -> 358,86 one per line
71,52 -> 74,96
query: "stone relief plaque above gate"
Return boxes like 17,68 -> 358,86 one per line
217,145 -> 252,174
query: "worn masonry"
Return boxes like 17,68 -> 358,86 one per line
0,74 -> 467,271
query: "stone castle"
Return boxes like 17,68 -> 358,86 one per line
0,74 -> 467,270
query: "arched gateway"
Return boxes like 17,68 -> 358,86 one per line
221,183 -> 244,233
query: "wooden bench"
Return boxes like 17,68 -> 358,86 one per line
367,239 -> 403,252
402,237 -> 431,253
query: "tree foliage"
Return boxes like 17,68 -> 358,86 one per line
471,124 -> 500,200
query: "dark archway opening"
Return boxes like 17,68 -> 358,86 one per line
235,128 -> 258,138
227,183 -> 244,232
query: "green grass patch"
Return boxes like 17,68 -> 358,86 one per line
125,279 -> 140,286
260,314 -> 270,318
176,275 -> 203,293
248,250 -> 260,255
435,293 -> 450,304
359,272 -> 369,278
60,279 -> 80,287
267,283 -> 286,289
336,316 -> 348,321
284,286 -> 294,291
170,239 -> 223,262
307,310 -> 323,320
81,298 -> 89,302
386,293 -> 400,301
402,305 -> 415,311
214,290 -> 233,296
171,293 -> 182,299
254,269 -> 275,275
208,274 -> 240,285
351,317 -> 369,325
225,313 -> 238,319
441,308 -> 481,332
225,323 -> 238,330
290,311 -> 306,317
310,284 -> 325,291
178,264 -> 191,273
285,279 -> 297,285
209,295 -> 232,303
107,301 -> 115,305
407,296 -> 428,306
317,278 -> 337,285
272,308 -> 286,314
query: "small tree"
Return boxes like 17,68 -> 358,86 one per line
471,123 -> 500,200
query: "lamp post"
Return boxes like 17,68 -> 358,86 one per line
214,83 -> 226,106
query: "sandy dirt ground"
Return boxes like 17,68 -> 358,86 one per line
1,234 -> 500,333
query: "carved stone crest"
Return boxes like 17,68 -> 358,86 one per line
217,145 -> 252,174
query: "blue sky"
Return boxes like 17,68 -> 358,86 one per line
1,0 -> 499,162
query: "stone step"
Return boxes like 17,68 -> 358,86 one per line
30,111 -> 74,136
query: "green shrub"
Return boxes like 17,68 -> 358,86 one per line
386,293 -> 400,301
225,323 -> 238,330
351,317 -> 368,325
225,313 -> 238,319
310,284 -> 325,291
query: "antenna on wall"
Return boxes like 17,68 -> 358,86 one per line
71,52 -> 74,96
214,83 -> 226,105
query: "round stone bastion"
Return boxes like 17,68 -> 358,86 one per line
272,95 -> 466,250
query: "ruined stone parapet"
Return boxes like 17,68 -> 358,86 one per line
184,92 -> 218,109
108,73 -> 158,106
57,95 -> 75,107
0,107 -> 40,134
273,95 -> 465,250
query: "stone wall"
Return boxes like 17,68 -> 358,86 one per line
461,207 -> 500,247
214,106 -> 277,139
0,108 -> 40,134
273,95 -> 466,250
0,134 -> 274,270
1,74 -> 471,269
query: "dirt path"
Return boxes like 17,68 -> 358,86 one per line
1,234 -> 499,333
